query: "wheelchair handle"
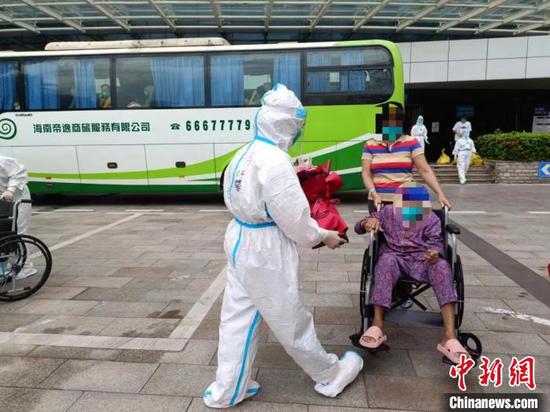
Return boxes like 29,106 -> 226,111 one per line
0,199 -> 32,232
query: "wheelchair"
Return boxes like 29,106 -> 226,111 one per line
350,206 -> 483,364
0,200 -> 52,301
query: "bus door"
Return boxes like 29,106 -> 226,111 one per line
13,146 -> 81,193
76,145 -> 147,191
145,144 -> 217,192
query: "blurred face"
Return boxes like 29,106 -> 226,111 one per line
381,106 -> 404,143
101,85 -> 110,99
461,117 -> 467,123
393,184 -> 431,229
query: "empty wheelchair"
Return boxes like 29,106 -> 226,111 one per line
350,206 -> 482,364
0,200 -> 52,301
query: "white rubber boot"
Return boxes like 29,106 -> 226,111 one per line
314,351 -> 363,398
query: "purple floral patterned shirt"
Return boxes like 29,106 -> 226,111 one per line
354,205 -> 445,259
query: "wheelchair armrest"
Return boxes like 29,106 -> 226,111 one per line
445,224 -> 461,235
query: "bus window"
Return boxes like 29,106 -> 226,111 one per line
306,68 -> 392,94
61,59 -> 112,110
116,57 -> 152,109
89,59 -> 111,109
306,48 -> 391,68
23,60 -> 61,110
116,55 -> 205,109
304,47 -> 393,103
0,61 -> 19,111
22,58 -> 110,110
211,52 -> 300,107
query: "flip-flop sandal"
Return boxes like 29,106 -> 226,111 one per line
359,326 -> 388,350
437,338 -> 470,364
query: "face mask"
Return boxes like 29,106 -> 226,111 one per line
101,90 -> 110,99
382,126 -> 403,142
401,206 -> 424,222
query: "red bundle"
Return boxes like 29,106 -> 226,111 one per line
297,160 -> 349,249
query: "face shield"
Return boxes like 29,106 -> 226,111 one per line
255,84 -> 306,152
292,107 -> 308,145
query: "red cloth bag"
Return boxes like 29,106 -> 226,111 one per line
297,161 -> 348,249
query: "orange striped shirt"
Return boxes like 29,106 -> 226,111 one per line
362,135 -> 424,202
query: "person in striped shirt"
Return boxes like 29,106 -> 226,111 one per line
361,103 -> 451,211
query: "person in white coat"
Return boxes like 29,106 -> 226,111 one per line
410,115 -> 429,149
0,153 -> 31,234
452,130 -> 476,185
0,153 -> 35,279
203,84 -> 363,409
452,116 -> 472,142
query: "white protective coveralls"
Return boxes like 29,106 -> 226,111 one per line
452,132 -> 476,184
410,115 -> 429,149
203,84 -> 362,408
0,154 -> 31,234
452,120 -> 472,142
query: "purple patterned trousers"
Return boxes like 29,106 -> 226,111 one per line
370,252 -> 457,309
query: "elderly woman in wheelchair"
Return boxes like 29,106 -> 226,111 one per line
354,182 -> 471,364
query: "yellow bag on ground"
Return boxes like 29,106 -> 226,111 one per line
470,153 -> 484,166
436,149 -> 451,165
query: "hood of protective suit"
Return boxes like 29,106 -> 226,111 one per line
255,84 -> 306,152
416,115 -> 424,126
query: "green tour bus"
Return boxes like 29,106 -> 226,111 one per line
0,38 -> 404,194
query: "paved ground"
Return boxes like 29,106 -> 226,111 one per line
0,184 -> 549,411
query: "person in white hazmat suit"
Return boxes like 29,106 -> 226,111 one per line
203,84 -> 364,409
452,130 -> 476,185
452,116 -> 472,142
0,154 -> 35,279
0,153 -> 31,233
410,115 -> 429,149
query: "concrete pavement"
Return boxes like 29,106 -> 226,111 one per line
0,184 -> 548,411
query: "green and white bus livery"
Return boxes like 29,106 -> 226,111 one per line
0,38 -> 404,194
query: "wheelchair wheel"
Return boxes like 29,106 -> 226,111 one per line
0,234 -> 52,301
454,255 -> 465,328
359,247 -> 370,320
458,332 -> 483,362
